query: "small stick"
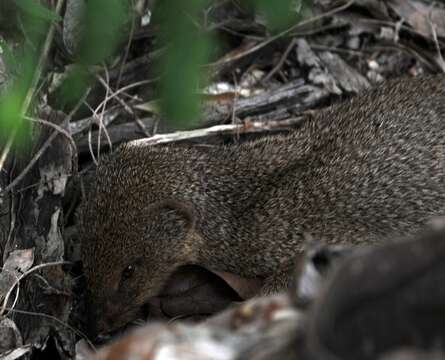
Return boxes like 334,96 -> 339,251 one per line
128,117 -> 304,146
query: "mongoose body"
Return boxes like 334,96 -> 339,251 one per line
80,75 -> 445,335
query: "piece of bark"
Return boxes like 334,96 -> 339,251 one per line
0,249 -> 34,310
296,38 -> 342,96
387,0 -> 445,39
0,318 -> 24,355
87,294 -> 304,360
6,108 -> 75,357
70,104 -> 132,136
0,346 -> 31,360
318,51 -> 371,93
201,79 -> 321,126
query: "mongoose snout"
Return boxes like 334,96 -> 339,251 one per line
80,74 -> 445,336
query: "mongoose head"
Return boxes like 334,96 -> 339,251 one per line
79,150 -> 199,336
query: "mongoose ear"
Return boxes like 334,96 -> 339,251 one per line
145,199 -> 196,231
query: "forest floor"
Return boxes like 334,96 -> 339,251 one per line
1,0 -> 445,359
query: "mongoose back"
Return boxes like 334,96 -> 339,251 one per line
80,75 -> 445,335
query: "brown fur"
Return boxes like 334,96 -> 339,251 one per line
79,74 -> 445,335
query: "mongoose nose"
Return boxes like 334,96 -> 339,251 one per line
85,313 -> 100,340
85,295 -> 113,339
85,310 -> 114,340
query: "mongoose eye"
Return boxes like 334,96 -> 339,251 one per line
122,264 -> 135,279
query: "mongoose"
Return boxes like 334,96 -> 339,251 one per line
80,74 -> 445,335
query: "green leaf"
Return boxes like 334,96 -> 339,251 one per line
79,0 -> 129,64
0,89 -> 24,144
15,0 -> 62,22
58,65 -> 91,109
156,0 -> 211,128
0,42 -> 42,145
251,0 -> 305,31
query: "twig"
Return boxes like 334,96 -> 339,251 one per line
1,261 -> 70,316
88,125 -> 98,165
371,44 -> 437,72
134,116 -> 152,137
6,308 -> 96,350
428,6 -> 445,72
69,79 -> 157,138
308,44 -> 368,56
128,117 -> 304,146
97,66 -> 112,162
83,99 -> 112,162
94,72 -> 156,157
0,129 -> 17,178
0,89 -> 90,195
8,277 -> 20,320
262,38 -> 297,83
24,116 -> 78,154
0,345 -> 32,359
231,72 -> 240,142
116,0 -> 136,89
4,183 -> 16,264
70,105 -> 120,136
94,78 -> 158,118
347,17 -> 445,49
96,74 -> 133,114
206,0 -> 356,70
8,133 -> 61,192
11,173 -> 75,195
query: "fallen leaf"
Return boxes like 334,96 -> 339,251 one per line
388,0 -> 445,38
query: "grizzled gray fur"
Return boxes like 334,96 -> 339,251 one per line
79,75 -> 445,335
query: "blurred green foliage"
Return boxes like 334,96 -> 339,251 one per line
155,0 -> 211,128
249,0 -> 301,30
0,0 -> 51,144
80,0 -> 129,64
0,0 -> 307,147
155,0 -> 305,128
16,0 -> 62,21
60,0 -> 129,108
